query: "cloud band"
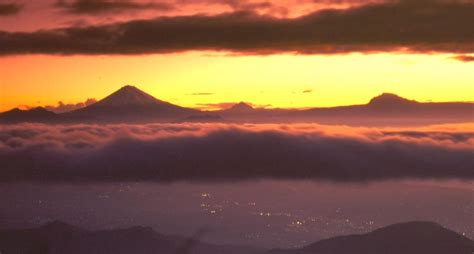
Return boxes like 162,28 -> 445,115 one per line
1,123 -> 473,182
0,0 -> 473,55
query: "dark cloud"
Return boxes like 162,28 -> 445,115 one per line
302,89 -> 313,94
172,0 -> 289,17
0,0 -> 473,55
0,123 -> 473,182
175,0 -> 276,11
55,0 -> 174,14
220,0 -> 274,11
42,98 -> 97,113
0,3 -> 22,16
190,92 -> 213,96
452,55 -> 474,62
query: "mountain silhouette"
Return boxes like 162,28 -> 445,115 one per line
86,85 -> 173,108
368,93 -> 418,107
227,102 -> 254,112
0,107 -> 58,123
68,85 -> 199,122
0,221 -> 260,254
268,221 -> 474,254
289,93 -> 474,125
1,87 -> 473,125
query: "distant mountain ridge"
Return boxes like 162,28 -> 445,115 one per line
0,107 -> 58,123
1,86 -> 472,125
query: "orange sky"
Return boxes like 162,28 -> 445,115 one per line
1,52 -> 473,112
0,0 -> 473,112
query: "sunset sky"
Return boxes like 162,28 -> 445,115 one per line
0,0 -> 473,112
1,2 -> 474,249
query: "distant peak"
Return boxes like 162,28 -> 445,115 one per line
229,102 -> 254,111
91,85 -> 166,107
122,84 -> 137,89
116,85 -> 142,93
372,93 -> 406,101
369,93 -> 417,106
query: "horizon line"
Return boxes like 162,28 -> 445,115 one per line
4,85 -> 474,114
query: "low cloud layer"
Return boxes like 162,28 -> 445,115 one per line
0,0 -> 473,55
0,123 -> 473,182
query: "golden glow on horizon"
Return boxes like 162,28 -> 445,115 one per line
0,52 -> 473,112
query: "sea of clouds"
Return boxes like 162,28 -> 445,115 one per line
1,123 -> 473,182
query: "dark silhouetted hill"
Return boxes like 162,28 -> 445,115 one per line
2,221 -> 471,254
267,221 -> 474,254
0,221 -> 260,254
